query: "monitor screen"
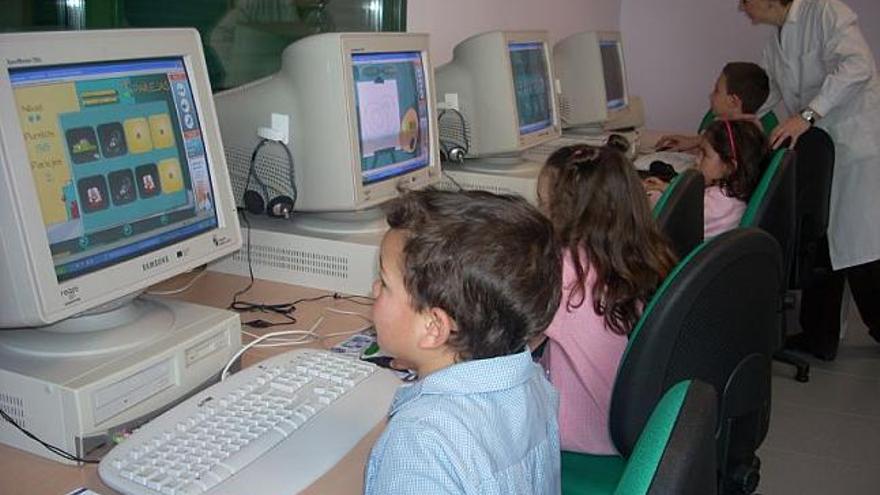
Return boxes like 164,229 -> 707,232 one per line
352,51 -> 431,186
508,42 -> 553,136
600,40 -> 626,110
9,58 -> 218,283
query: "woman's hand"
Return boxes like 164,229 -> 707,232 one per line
770,115 -> 812,149
655,134 -> 700,152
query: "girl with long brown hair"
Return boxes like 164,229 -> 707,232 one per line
535,144 -> 677,454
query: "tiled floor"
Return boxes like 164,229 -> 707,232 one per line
758,303 -> 880,494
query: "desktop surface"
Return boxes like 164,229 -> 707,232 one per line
0,271 -> 384,495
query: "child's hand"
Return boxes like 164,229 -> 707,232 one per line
643,176 -> 669,194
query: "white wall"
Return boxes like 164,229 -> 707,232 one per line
621,0 -> 880,132
407,0 -> 880,133
407,0 -> 621,66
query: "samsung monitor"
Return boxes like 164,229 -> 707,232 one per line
0,29 -> 243,462
435,30 -> 561,158
214,32 -> 441,221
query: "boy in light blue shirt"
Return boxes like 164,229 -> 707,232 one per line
364,189 -> 563,495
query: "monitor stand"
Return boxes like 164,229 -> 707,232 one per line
290,208 -> 387,236
0,296 -> 241,464
209,208 -> 386,296
440,155 -> 541,205
603,95 -> 646,132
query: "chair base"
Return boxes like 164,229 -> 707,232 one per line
723,456 -> 761,495
773,349 -> 810,382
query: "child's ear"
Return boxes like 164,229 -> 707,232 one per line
730,93 -> 744,112
418,307 -> 456,350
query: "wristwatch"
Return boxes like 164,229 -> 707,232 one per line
800,108 -> 818,125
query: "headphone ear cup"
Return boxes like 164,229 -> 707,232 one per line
448,147 -> 466,163
243,189 -> 266,215
266,195 -> 295,219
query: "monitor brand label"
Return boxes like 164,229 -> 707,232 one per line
142,254 -> 171,272
61,285 -> 81,305
6,57 -> 43,66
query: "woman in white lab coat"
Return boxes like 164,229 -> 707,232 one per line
742,0 -> 880,360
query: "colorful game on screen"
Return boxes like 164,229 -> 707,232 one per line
352,51 -> 431,185
509,42 -> 553,136
10,58 -> 218,281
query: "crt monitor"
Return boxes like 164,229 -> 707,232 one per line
213,32 -> 441,215
0,28 -> 243,464
435,30 -> 561,158
0,29 -> 241,329
553,31 -> 609,129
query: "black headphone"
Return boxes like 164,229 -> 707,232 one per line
438,108 -> 469,164
243,138 -> 297,219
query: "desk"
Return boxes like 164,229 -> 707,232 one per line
0,271 -> 381,495
637,129 -> 665,152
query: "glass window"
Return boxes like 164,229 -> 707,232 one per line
1,0 -> 407,91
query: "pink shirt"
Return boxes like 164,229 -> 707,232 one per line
704,185 -> 746,238
540,251 -> 628,455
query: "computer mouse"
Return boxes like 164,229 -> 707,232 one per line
649,161 -> 678,182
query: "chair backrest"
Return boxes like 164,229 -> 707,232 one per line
790,127 -> 835,288
653,169 -> 704,259
740,148 -> 796,278
614,380 -> 718,495
698,110 -> 779,136
610,228 -> 781,466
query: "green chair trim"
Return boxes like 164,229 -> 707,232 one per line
651,172 -> 686,219
613,381 -> 692,495
760,111 -> 780,135
562,452 -> 627,495
697,110 -> 715,134
740,148 -> 787,227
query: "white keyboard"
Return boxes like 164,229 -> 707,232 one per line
522,135 -> 609,164
523,131 -> 644,164
99,349 -> 400,495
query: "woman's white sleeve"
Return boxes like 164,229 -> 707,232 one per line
809,2 -> 875,117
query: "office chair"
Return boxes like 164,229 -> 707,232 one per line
652,169 -> 704,259
738,148 -> 805,381
698,110 -> 779,136
564,380 -> 718,495
562,228 -> 782,495
788,128 -> 835,290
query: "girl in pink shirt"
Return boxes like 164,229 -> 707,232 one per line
647,119 -> 769,238
535,145 -> 677,454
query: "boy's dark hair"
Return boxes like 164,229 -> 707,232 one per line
703,119 -> 769,201
539,145 -> 677,336
384,188 -> 562,361
722,62 -> 770,114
